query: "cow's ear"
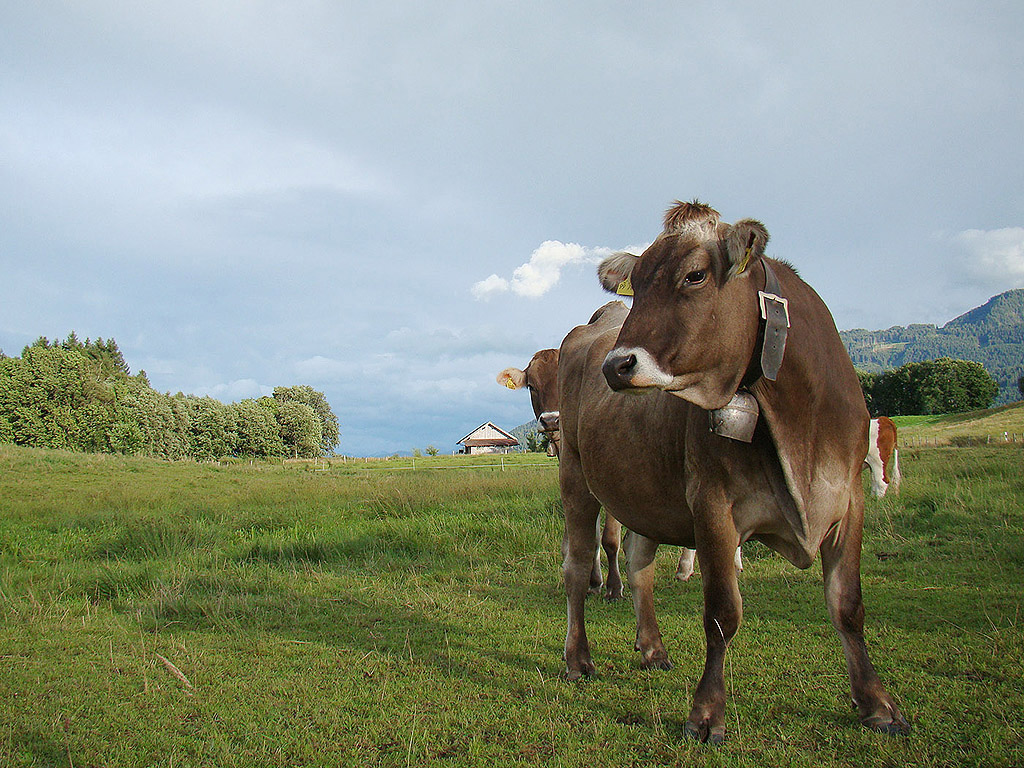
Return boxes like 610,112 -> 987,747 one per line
725,219 -> 770,278
497,367 -> 527,390
598,252 -> 640,296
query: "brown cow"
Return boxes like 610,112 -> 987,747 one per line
499,343 -> 740,591
498,348 -> 623,599
497,349 -> 562,457
866,417 -> 901,497
558,200 -> 908,741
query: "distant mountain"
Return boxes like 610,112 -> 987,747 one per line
841,289 -> 1024,405
510,419 -> 540,448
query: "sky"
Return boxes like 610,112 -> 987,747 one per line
2,1 -> 1023,456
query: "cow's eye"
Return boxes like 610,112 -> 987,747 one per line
683,269 -> 707,286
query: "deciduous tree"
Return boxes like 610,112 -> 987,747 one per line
867,358 -> 998,415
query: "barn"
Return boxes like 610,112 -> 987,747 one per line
457,422 -> 519,455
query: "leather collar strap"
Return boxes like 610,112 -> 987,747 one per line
757,261 -> 790,381
709,260 -> 789,442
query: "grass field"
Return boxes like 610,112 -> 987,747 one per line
894,400 -> 1024,445
2,442 -> 1023,767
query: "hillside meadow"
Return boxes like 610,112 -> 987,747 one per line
1,442 -> 1023,767
894,400 -> 1024,446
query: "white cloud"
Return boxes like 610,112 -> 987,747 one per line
954,227 -> 1024,288
470,274 -> 510,300
472,240 -> 613,300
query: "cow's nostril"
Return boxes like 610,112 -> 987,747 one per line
602,352 -> 638,391
616,354 -> 637,375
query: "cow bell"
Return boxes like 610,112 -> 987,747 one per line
709,390 -> 759,443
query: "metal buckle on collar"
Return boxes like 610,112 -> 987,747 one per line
758,291 -> 790,327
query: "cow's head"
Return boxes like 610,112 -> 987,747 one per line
598,205 -> 769,411
497,348 -> 560,455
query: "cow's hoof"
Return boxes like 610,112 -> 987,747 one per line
863,714 -> 911,736
684,720 -> 725,745
564,662 -> 596,681
634,641 -> 672,671
857,698 -> 910,736
674,571 -> 693,582
640,657 -> 673,671
604,588 -> 625,601
636,649 -> 672,671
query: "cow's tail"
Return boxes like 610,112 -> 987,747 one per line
889,448 -> 902,493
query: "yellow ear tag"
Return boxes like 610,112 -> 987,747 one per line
736,245 -> 753,275
504,377 -> 518,390
616,277 -> 634,296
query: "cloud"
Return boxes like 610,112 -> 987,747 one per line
472,240 -> 613,300
470,274 -> 510,300
954,227 -> 1024,288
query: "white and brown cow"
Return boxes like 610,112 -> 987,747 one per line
866,416 -> 901,498
558,200 -> 908,741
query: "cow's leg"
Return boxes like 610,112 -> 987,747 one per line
602,513 -> 624,600
864,444 -> 888,498
675,548 -> 696,581
685,510 -> 742,745
561,460 -> 601,679
588,516 -> 604,594
820,494 -> 910,735
889,448 -> 901,493
677,545 -> 741,581
626,533 -> 671,669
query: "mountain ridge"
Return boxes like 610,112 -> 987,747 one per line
841,289 -> 1023,405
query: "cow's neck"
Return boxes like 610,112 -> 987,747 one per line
710,259 -> 790,443
745,268 -> 864,564
713,260 -> 817,563
741,259 -> 790,388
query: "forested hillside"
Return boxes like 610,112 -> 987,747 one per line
841,289 -> 1024,405
0,335 -> 339,460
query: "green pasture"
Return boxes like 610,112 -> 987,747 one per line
894,400 -> 1024,445
1,443 -> 1022,767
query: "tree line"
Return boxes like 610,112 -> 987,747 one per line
840,288 -> 1024,406
0,334 -> 1006,459
0,335 -> 340,460
858,357 -> 999,417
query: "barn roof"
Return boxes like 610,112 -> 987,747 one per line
457,421 -> 519,446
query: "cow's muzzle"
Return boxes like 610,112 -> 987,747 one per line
538,411 -> 560,433
602,352 -> 638,391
